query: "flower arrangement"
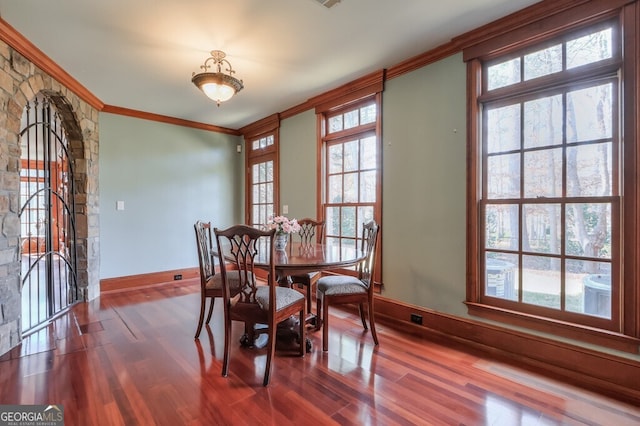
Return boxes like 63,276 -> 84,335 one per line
266,215 -> 301,234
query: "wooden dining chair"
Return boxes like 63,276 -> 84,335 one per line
214,224 -> 306,386
289,218 -> 325,314
315,220 -> 380,352
193,220 -> 246,339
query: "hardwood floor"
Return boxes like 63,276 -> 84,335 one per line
1,280 -> 639,426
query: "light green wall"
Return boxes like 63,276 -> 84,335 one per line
381,53 -> 468,314
99,113 -> 243,278
279,109 -> 318,220
278,54 -> 468,316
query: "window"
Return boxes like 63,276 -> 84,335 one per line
323,100 -> 379,251
246,131 -> 278,228
466,4 -> 639,350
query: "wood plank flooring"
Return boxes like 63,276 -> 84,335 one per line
1,280 -> 639,425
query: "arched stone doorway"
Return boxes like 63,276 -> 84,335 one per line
19,93 -> 80,334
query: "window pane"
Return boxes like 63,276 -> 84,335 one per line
360,170 -> 376,202
357,206 -> 374,226
360,104 -> 376,125
566,83 -> 613,143
524,44 -> 562,80
567,28 -> 613,69
487,153 -> 520,199
360,136 -> 376,169
341,207 -> 356,237
522,255 -> 561,309
566,259 -> 611,318
567,142 -> 612,197
344,140 -> 358,172
485,204 -> 519,250
524,148 -> 562,198
252,183 -> 260,202
565,203 -> 611,259
523,204 -> 561,254
343,172 -> 358,203
265,182 -> 273,203
487,104 -> 521,153
328,175 -> 343,203
266,161 -> 273,181
524,95 -> 563,148
328,144 -> 343,174
344,110 -> 359,129
329,115 -> 343,133
486,252 -> 519,301
487,58 -> 521,90
326,207 -> 340,236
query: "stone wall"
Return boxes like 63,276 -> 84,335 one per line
0,41 -> 100,355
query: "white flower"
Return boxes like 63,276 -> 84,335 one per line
266,215 -> 301,234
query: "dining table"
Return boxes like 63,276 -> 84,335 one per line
224,239 -> 367,351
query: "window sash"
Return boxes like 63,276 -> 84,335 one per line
468,13 -> 634,342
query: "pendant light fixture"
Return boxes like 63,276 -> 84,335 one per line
192,50 -> 244,106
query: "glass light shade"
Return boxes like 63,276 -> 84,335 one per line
201,82 -> 235,102
192,71 -> 244,105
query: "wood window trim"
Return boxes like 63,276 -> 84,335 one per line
244,126 -> 280,227
317,94 -> 384,289
465,1 -> 640,353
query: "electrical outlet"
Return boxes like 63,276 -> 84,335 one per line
173,274 -> 182,280
410,313 -> 423,325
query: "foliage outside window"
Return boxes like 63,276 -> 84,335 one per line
471,19 -> 626,334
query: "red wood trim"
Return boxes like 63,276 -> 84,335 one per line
101,105 -> 240,135
0,18 -> 104,110
311,70 -> 384,114
462,0 -> 630,61
280,100 -> 314,121
373,296 -> 640,405
239,113 -> 280,138
465,302 -> 640,353
466,59 -> 481,302
622,1 -> 640,337
100,268 -> 200,293
386,41 -> 460,80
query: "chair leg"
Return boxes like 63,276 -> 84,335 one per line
316,295 -> 323,331
205,297 -> 215,324
263,320 -> 276,386
358,302 -> 368,330
299,307 -> 306,356
322,297 -> 330,352
194,295 -> 207,339
306,284 -> 312,314
368,301 -> 379,346
221,304 -> 232,377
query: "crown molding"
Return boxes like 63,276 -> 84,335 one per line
102,105 -> 240,135
0,18 -> 104,110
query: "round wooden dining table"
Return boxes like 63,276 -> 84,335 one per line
263,241 -> 367,283
232,240 -> 367,351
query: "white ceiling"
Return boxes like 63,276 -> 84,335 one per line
0,0 -> 539,130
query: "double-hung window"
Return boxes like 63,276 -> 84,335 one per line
245,116 -> 280,228
314,72 -> 384,282
323,100 -> 379,250
466,3 -> 639,351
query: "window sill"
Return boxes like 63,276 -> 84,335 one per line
465,302 -> 640,355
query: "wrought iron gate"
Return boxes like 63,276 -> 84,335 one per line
19,95 -> 78,334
